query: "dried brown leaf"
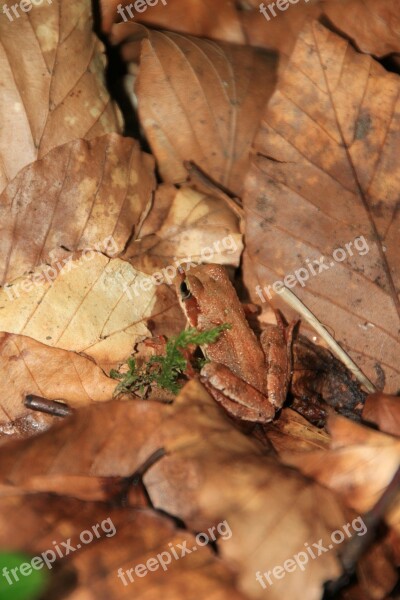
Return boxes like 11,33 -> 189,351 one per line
282,415 -> 400,513
135,31 -> 277,196
363,392 -> 400,437
239,0 -> 400,60
124,184 -> 243,273
0,495 -> 246,600
241,0 -> 321,60
104,0 -> 246,43
0,381 -> 361,600
0,135 -> 155,285
243,21 -> 400,392
0,254 -> 156,370
0,0 -> 122,193
263,407 -> 331,454
323,0 -> 400,57
0,333 -> 116,439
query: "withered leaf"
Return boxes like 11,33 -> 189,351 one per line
241,0 -> 400,61
282,415 -> 400,514
0,0 -> 122,193
0,381 -> 360,600
0,254 -> 155,370
135,30 -> 277,196
108,1 -> 400,76
106,0 -> 246,43
124,184 -> 243,274
244,21 -> 400,392
0,135 -> 155,285
362,392 -> 400,437
323,0 -> 400,57
263,407 -> 331,455
0,333 -> 116,439
0,495 -> 246,600
240,0 -> 321,60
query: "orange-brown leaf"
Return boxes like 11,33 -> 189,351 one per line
0,135 -> 155,285
363,392 -> 400,437
0,0 -> 122,193
0,333 -> 116,439
135,31 -> 277,196
244,21 -> 400,392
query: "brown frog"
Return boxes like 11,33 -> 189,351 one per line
176,264 -> 295,424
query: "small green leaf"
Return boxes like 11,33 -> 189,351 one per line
0,552 -> 48,600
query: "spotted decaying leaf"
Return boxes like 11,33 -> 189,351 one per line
0,254 -> 155,370
0,333 -> 116,440
0,135 -> 156,285
0,0 -> 122,193
244,20 -> 400,393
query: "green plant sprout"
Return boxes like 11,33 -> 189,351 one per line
0,552 -> 48,600
110,324 -> 231,396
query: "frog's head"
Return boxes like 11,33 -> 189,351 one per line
176,264 -> 228,327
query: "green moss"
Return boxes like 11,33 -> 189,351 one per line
111,324 -> 231,396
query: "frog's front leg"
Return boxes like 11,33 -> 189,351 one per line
199,362 -> 275,424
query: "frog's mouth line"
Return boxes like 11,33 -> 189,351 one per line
181,291 -> 200,327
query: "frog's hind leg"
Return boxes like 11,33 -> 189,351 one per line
200,362 -> 275,424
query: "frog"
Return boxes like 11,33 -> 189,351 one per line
176,264 -> 295,424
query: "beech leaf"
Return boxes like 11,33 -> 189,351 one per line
0,135 -> 155,285
244,21 -> 400,392
135,30 -> 277,196
0,0 -> 122,193
0,333 -> 116,439
0,255 -> 156,370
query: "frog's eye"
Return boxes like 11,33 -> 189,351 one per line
180,281 -> 192,300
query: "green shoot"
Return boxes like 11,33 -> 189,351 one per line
111,324 -> 231,396
0,551 -> 48,600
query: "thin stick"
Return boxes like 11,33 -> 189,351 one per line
24,395 -> 73,417
277,287 -> 376,393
